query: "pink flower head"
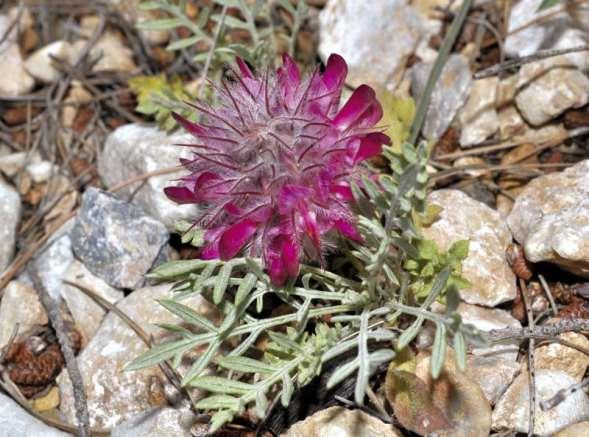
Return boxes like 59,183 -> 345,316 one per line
166,54 -> 389,285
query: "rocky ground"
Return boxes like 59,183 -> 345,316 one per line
1,0 -> 589,436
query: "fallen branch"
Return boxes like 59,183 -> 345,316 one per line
475,45 -> 589,79
27,263 -> 90,437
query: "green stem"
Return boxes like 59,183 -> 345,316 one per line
407,0 -> 473,146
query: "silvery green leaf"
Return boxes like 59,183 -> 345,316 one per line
189,376 -> 255,394
369,349 -> 396,365
213,261 -> 234,304
326,357 -> 359,389
126,337 -> 197,371
196,395 -> 241,410
431,322 -> 447,379
281,373 -> 294,406
423,267 -> 451,307
453,331 -> 467,371
166,36 -> 202,51
213,14 -> 249,30
218,356 -> 276,374
182,340 -> 222,385
158,299 -> 217,332
267,331 -> 304,353
397,316 -> 424,350
255,391 -> 268,417
209,410 -> 235,433
235,273 -> 257,305
139,1 -> 163,11
147,259 -> 207,279
538,0 -> 560,11
156,323 -> 194,336
245,257 -> 265,279
137,18 -> 184,30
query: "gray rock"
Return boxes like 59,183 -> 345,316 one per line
0,180 -> 21,273
515,67 -> 589,126
98,124 -> 200,231
0,281 -> 48,349
458,77 -> 499,147
110,406 -> 194,437
29,223 -> 75,301
0,393 -> 71,436
457,303 -> 521,405
24,41 -> 74,83
58,284 -> 217,428
0,15 -> 34,97
106,0 -> 170,46
284,406 -> 402,437
71,188 -> 168,289
504,0 -> 585,65
61,260 -> 124,345
411,54 -> 472,141
507,160 -> 589,278
318,0 -> 426,89
492,370 -> 589,436
422,189 -> 517,306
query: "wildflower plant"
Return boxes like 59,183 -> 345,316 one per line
128,55 -> 484,432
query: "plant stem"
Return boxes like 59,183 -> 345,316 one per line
407,0 -> 473,146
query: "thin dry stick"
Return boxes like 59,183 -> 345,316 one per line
540,377 -> 589,411
538,274 -> 558,316
107,165 -> 182,193
28,263 -> 90,437
519,278 -> 536,437
475,45 -> 589,79
196,4 -> 228,99
487,318 -> 589,343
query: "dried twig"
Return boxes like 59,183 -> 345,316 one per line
540,377 -> 589,411
27,263 -> 90,437
487,318 -> 589,343
475,44 -> 589,79
520,278 -> 536,437
538,274 -> 558,316
196,4 -> 228,100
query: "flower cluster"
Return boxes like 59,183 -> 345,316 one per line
166,54 -> 389,285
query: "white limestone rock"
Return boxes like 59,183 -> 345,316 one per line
319,0 -> 426,89
0,180 -> 21,273
99,124 -> 200,231
422,189 -> 517,306
507,160 -> 589,278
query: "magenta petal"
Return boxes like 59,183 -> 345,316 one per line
331,183 -> 354,201
200,243 -> 220,259
300,207 -> 321,248
279,53 -> 301,87
281,237 -> 300,278
236,57 -> 253,79
354,132 -> 389,163
322,54 -> 347,91
334,219 -> 362,242
164,186 -> 195,204
218,219 -> 257,260
278,185 -> 313,213
332,85 -> 376,130
172,112 -> 205,136
267,255 -> 287,286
